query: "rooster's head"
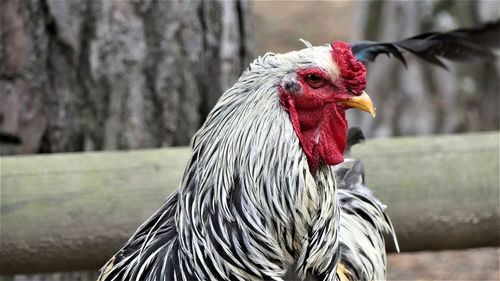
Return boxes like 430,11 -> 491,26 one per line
278,41 -> 375,174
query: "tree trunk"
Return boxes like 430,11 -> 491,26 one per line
0,0 -> 252,155
0,0 -> 251,279
348,0 -> 500,137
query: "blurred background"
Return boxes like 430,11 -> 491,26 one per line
1,0 -> 499,280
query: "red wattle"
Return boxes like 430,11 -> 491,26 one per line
280,84 -> 347,175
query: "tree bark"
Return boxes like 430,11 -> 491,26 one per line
0,0 -> 252,155
0,1 -> 251,279
348,0 -> 500,138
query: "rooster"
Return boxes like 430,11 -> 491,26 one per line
98,21 -> 499,281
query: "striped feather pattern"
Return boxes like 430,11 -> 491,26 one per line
99,46 -> 396,281
335,160 -> 399,281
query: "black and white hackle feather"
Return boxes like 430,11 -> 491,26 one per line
335,160 -> 399,281
98,20 -> 498,281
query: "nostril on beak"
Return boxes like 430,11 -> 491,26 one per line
348,89 -> 362,96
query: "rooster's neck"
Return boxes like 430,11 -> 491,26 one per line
175,66 -> 341,280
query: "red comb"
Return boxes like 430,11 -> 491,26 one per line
331,41 -> 366,95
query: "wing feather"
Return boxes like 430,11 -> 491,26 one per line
334,159 -> 399,281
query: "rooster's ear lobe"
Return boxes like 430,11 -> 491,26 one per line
281,77 -> 302,95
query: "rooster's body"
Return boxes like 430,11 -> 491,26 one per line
99,20 -> 499,281
99,43 -> 395,281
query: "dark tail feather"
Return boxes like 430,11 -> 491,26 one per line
0,131 -> 22,145
344,127 -> 365,156
353,19 -> 500,69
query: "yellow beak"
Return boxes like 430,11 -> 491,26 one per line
341,91 -> 376,117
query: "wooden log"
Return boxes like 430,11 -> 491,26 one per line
1,132 -> 498,274
350,132 -> 500,253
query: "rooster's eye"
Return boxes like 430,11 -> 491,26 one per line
305,74 -> 326,88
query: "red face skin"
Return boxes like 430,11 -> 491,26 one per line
279,42 -> 367,175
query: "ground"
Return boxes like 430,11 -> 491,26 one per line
387,247 -> 499,280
